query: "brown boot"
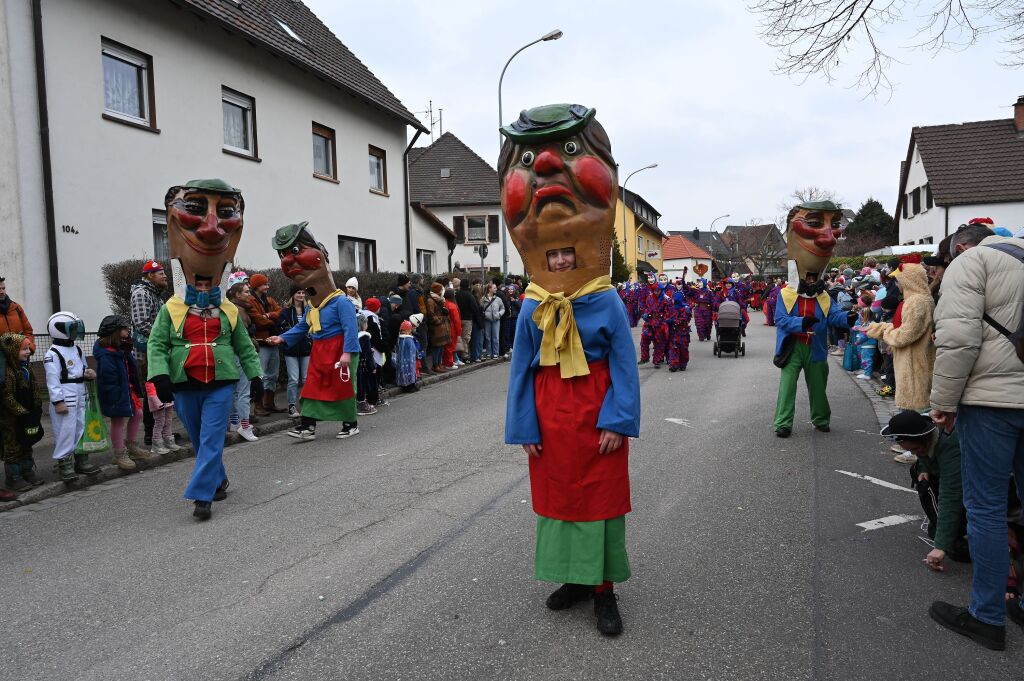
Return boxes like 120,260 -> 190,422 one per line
264,392 -> 286,414
112,448 -> 137,471
253,394 -> 270,416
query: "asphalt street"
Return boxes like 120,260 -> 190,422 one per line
1,313 -> 1021,680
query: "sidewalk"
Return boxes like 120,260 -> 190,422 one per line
829,351 -> 898,431
0,356 -> 507,514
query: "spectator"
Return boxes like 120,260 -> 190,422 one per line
398,274 -> 430,372
0,276 -> 35,353
470,282 -> 485,361
129,260 -> 168,446
928,222 -> 1024,651
480,282 -> 504,359
277,286 -> 311,419
442,289 -> 463,369
346,277 -> 362,311
456,279 -> 481,363
494,277 -> 512,356
380,295 -> 403,386
395,320 -> 419,393
94,315 -> 150,470
851,307 -> 876,380
359,297 -> 388,409
144,376 -> 180,456
505,284 -> 521,355
425,282 -> 450,373
248,273 -> 284,415
1,333 -> 43,496
226,281 -> 259,441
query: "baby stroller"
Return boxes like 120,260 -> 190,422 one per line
714,300 -> 746,358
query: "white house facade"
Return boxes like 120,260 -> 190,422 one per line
1,0 -> 426,329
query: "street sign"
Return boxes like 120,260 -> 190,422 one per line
478,244 -> 489,259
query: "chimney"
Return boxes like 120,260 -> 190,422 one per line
1016,95 -> 1024,135
692,228 -> 700,241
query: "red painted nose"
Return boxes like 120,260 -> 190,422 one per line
195,213 -> 226,244
533,149 -> 564,176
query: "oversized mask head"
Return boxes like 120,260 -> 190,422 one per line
272,222 -> 330,288
499,104 -> 618,294
164,179 -> 244,294
785,200 -> 844,294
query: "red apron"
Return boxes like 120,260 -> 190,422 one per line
530,360 -> 630,522
301,334 -> 355,402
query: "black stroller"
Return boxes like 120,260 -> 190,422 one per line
714,300 -> 746,358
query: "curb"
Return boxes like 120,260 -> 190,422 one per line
830,353 -> 897,432
0,356 -> 508,515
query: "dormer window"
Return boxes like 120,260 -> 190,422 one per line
272,15 -> 304,44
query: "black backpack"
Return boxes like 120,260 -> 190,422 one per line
983,242 -> 1024,364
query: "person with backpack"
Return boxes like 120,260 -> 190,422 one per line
928,222 -> 1024,651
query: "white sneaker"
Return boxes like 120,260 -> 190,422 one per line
238,426 -> 259,442
228,422 -> 240,433
857,374 -> 870,379
891,443 -> 907,454
164,438 -> 182,451
151,439 -> 171,455
893,452 -> 918,465
336,425 -> 359,439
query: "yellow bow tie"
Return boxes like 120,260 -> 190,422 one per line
306,289 -> 343,334
524,276 -> 614,378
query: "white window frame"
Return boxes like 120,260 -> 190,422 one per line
222,88 -> 255,156
101,41 -> 150,125
152,209 -> 169,261
369,146 -> 387,194
465,215 -> 487,243
637,235 -> 643,254
338,236 -> 377,273
417,249 -> 437,276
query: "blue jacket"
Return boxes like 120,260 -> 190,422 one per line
774,292 -> 850,362
93,341 -> 144,418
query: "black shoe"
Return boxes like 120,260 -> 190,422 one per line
193,501 -> 212,521
545,583 -> 593,611
669,367 -> 678,372
1008,595 -> 1024,629
4,476 -> 30,493
928,601 -> 1005,650
775,427 -> 791,438
653,363 -> 661,369
814,424 -> 831,433
213,479 -> 230,502
637,359 -> 648,365
594,590 -> 623,636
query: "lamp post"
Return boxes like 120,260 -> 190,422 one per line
498,29 -> 563,278
709,213 -> 730,278
621,164 -> 658,280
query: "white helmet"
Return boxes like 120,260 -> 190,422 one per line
47,311 -> 85,341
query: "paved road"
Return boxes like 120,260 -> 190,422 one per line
1,315 -> 1020,680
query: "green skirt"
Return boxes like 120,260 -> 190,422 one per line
299,355 -> 358,423
534,515 -> 631,585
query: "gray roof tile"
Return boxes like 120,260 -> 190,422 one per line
408,132 -> 499,206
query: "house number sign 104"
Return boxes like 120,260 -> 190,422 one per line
61,225 -> 79,234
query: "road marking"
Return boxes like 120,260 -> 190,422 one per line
857,514 -> 922,532
665,418 -> 695,428
835,469 -> 916,494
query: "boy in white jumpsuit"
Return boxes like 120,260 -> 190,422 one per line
43,311 -> 98,482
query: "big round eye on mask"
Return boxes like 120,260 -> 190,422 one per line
564,141 -> 579,155
520,151 -> 535,167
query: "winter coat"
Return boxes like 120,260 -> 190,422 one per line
480,294 -> 505,322
425,295 -> 451,348
0,299 -> 34,352
93,340 -> 144,418
866,263 -> 935,411
129,279 -> 165,348
249,293 -> 282,342
1,332 -> 39,456
910,430 -> 963,553
444,300 -> 462,343
930,236 -> 1024,412
277,307 -> 312,358
456,289 -> 482,326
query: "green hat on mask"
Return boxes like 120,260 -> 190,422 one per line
797,200 -> 842,212
182,178 -> 240,194
500,103 -> 596,144
271,222 -> 312,252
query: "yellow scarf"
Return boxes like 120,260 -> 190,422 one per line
306,289 -> 343,334
524,275 -> 614,379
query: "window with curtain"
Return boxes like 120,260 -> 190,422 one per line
338,236 -> 376,272
102,40 -> 151,124
312,123 -> 336,179
466,216 -> 487,242
152,210 -> 169,261
417,249 -> 436,276
222,88 -> 255,155
368,146 -> 387,193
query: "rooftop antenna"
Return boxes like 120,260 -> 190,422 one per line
413,100 -> 443,144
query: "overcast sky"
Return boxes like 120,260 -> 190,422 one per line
305,1 -> 1015,231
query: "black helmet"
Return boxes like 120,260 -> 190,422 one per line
97,314 -> 131,338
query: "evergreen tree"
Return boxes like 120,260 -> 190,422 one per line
846,198 -> 895,240
611,239 -> 631,284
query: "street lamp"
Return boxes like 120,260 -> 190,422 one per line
710,213 -> 730,231
621,164 -> 658,280
498,29 -> 563,277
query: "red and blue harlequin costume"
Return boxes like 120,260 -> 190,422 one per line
765,283 -> 783,326
692,282 -> 714,341
619,284 -> 640,328
716,280 -> 749,331
639,284 -> 671,365
668,289 -> 691,371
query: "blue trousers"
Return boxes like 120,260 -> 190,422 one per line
175,384 -> 234,503
959,405 -> 1024,626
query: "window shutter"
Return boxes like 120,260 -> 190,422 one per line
487,215 -> 500,243
453,215 -> 466,242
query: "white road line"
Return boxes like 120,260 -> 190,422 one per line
665,418 -> 695,428
857,514 -> 922,532
835,469 -> 917,494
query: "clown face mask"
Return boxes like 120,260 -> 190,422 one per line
272,222 -> 334,301
164,179 -> 244,294
499,104 -> 617,294
785,201 -> 843,288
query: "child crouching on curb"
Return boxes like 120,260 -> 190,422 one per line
145,379 -> 180,455
1,333 -> 45,496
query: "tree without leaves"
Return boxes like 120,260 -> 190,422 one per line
750,1 -> 1024,96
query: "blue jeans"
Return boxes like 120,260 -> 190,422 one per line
175,384 -> 234,502
484,319 -> 500,357
258,345 -> 280,392
958,405 -> 1024,626
470,325 -> 482,361
285,355 -> 309,406
232,357 -> 250,422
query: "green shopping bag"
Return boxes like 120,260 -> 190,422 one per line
75,382 -> 110,454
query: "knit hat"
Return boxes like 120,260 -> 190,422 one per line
249,273 -> 269,288
346,277 -> 359,290
430,282 -> 444,296
142,260 -> 164,274
396,274 -> 410,287
881,410 -> 937,441
97,314 -> 131,338
400,320 -> 412,334
409,313 -> 424,328
364,298 -> 381,313
388,295 -> 403,306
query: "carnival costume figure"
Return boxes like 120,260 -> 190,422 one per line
668,289 -> 691,372
692,281 -> 714,341
639,281 -> 670,367
147,179 -> 263,521
764,281 -> 782,326
267,223 -> 361,441
501,104 -> 641,637
773,201 -> 854,438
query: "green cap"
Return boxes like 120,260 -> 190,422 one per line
271,222 -> 311,251
182,178 -> 240,194
797,200 -> 842,212
500,104 -> 596,144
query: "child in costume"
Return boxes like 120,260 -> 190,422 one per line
94,314 -> 150,471
852,307 -> 877,379
668,289 -> 692,372
2,333 -> 44,494
501,104 -> 640,636
44,311 -> 101,483
692,281 -> 715,341
395,320 -> 419,393
147,179 -> 263,521
267,223 -> 360,441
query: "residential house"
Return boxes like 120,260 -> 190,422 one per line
667,229 -> 736,279
661,235 -> 712,281
407,132 -> 523,279
895,95 -> 1024,246
614,187 -> 664,280
0,0 -> 427,328
720,223 -> 786,277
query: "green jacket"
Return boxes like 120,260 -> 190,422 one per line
147,297 -> 262,385
914,430 -> 962,552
